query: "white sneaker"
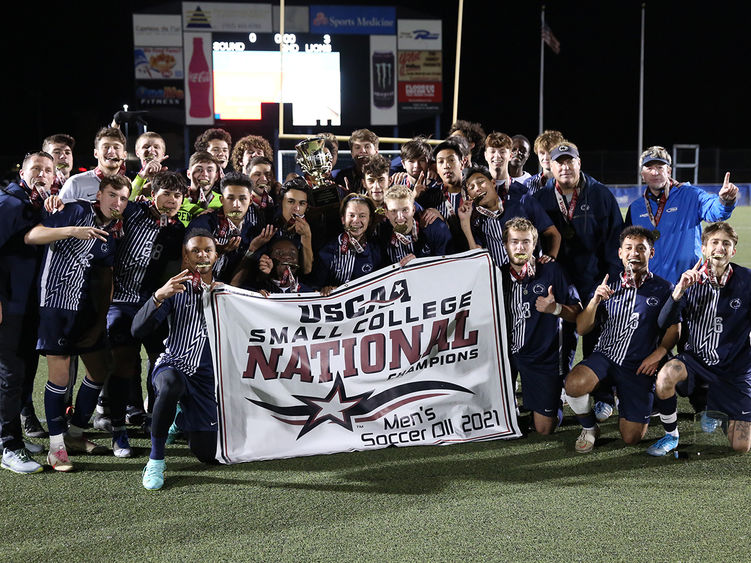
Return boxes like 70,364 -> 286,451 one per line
594,401 -> 614,422
575,426 -> 600,454
2,448 -> 43,474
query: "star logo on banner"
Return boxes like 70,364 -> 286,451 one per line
294,375 -> 371,436
247,377 -> 474,440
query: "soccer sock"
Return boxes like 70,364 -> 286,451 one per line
656,395 -> 679,437
566,393 -> 597,429
70,377 -> 103,430
108,375 -> 131,428
44,381 -> 68,436
150,437 -> 167,461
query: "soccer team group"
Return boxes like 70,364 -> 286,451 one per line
1,119 -> 749,490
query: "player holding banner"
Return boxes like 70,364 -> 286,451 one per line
655,222 -> 751,453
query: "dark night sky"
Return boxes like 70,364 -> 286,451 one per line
5,1 -> 749,177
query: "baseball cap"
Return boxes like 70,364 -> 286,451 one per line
641,154 -> 670,167
550,144 -> 580,161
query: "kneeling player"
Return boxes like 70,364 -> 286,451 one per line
132,230 -> 220,490
502,218 -> 581,434
565,226 -> 678,453
655,221 -> 751,453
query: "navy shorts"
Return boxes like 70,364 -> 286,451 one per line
107,301 -> 166,355
674,353 -> 751,422
152,363 -> 217,432
37,306 -> 106,356
514,355 -> 563,417
578,351 -> 654,424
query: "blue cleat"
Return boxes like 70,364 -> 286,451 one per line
700,412 -> 720,434
142,459 -> 166,490
646,434 -> 679,456
594,401 -> 614,422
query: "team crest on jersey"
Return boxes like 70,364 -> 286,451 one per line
580,204 -> 590,211
533,283 -> 546,295
646,296 -> 659,306
666,207 -> 677,213
362,264 -> 373,273
731,298 -> 742,310
100,243 -> 109,253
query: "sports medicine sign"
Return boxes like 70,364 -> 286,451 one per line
205,250 -> 520,463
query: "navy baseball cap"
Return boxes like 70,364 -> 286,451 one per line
550,144 -> 580,161
641,154 -> 670,167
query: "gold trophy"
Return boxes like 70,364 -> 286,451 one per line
295,136 -> 340,207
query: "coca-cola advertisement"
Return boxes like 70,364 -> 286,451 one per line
183,32 -> 214,124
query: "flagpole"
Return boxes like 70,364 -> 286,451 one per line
452,0 -> 464,125
539,5 -> 545,135
637,3 -> 645,185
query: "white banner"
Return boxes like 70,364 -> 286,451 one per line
204,250 -> 520,464
397,19 -> 442,51
183,32 -> 214,125
133,14 -> 183,47
182,2 -> 272,32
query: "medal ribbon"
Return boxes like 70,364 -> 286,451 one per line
554,182 -> 578,222
699,262 -> 733,288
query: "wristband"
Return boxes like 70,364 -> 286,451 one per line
553,303 -> 562,316
152,293 -> 163,306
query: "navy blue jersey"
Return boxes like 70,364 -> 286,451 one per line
113,201 -> 184,303
39,201 -> 116,311
591,273 -> 673,369
502,261 -> 580,363
677,264 -> 751,372
0,183 -> 43,315
311,233 -> 383,288
189,208 -> 263,282
532,172 -> 623,298
132,283 -> 212,376
380,210 -> 451,264
470,195 -> 554,268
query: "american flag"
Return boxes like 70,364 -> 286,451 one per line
541,24 -> 561,55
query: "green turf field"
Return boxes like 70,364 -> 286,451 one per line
2,209 -> 751,561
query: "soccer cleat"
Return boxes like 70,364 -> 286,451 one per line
2,448 -> 43,474
142,459 -> 166,490
700,412 -> 720,434
47,447 -> 74,472
92,412 -> 113,433
165,420 -> 182,445
646,434 -> 679,456
125,405 -> 146,426
64,433 -> 109,455
23,440 -> 44,455
575,425 -> 600,454
594,401 -> 614,422
112,433 -> 133,458
21,413 -> 48,438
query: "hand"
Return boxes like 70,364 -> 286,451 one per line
320,285 -> 337,296
72,226 -> 109,242
217,236 -> 241,255
343,176 -> 351,193
141,154 -> 169,179
154,269 -> 192,302
259,254 -> 273,275
538,254 -> 555,264
672,258 -> 703,300
44,195 -> 64,213
209,281 -> 224,291
719,171 -> 738,204
535,285 -> 557,314
390,172 -> 407,186
426,166 -> 439,183
292,216 -> 312,239
592,274 -> 614,304
637,347 -> 667,376
259,289 -> 270,297
135,194 -> 148,203
420,208 -> 444,227
399,254 -> 416,268
248,225 -> 275,254
414,171 -> 427,196
457,200 -> 473,223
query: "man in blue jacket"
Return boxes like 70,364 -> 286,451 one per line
0,152 -> 55,474
625,145 -> 737,285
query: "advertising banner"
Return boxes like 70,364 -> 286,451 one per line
310,5 -> 396,35
204,251 -> 521,464
182,2 -> 272,32
183,32 -> 214,124
133,14 -> 183,47
135,47 -> 184,80
397,19 -> 441,51
370,35 -> 398,126
397,50 -> 442,82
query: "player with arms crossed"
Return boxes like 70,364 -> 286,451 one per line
565,226 -> 679,453
655,221 -> 751,453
